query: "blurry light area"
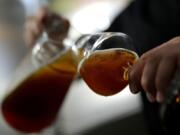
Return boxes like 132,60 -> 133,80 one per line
21,0 -> 133,33
0,0 -> 26,99
72,2 -> 111,33
71,0 -> 133,34
20,0 -> 48,16
57,79 -> 142,134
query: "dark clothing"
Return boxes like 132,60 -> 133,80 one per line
107,0 -> 180,135
108,0 -> 180,55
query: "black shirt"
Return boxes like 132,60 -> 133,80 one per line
108,0 -> 180,55
107,0 -> 180,135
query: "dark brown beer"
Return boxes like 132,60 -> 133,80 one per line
80,49 -> 138,96
2,50 -> 77,133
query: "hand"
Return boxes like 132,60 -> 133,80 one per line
24,7 -> 70,48
129,36 -> 180,103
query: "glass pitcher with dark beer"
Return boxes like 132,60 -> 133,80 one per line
1,27 -> 139,134
1,16 -> 79,134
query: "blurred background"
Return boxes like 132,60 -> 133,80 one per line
0,0 -> 149,135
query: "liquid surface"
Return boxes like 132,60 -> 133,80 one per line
80,49 -> 138,96
2,50 -> 77,133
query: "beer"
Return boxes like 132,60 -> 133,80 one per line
2,50 -> 77,133
79,48 -> 138,96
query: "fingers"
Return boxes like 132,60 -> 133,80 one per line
129,59 -> 145,94
129,52 -> 159,102
129,37 -> 180,103
141,57 -> 159,102
36,6 -> 49,24
24,7 -> 49,47
129,54 -> 177,103
25,16 -> 43,47
24,7 -> 70,47
155,56 -> 176,102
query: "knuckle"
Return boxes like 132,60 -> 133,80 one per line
140,53 -> 148,60
129,69 -> 136,80
129,69 -> 140,93
141,76 -> 151,92
171,36 -> 180,41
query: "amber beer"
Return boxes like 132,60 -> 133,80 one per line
2,51 -> 77,133
80,48 -> 138,96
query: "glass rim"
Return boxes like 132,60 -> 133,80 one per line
77,47 -> 139,74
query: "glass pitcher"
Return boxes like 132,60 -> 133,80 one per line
1,13 -> 138,134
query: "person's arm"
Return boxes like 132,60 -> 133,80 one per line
129,36 -> 180,103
